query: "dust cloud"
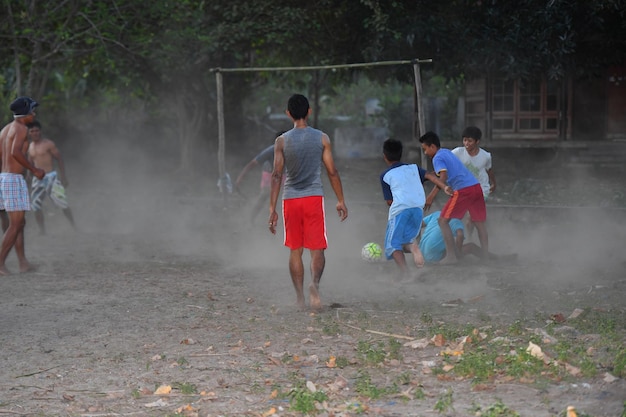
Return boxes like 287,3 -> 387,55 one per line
32,121 -> 626,316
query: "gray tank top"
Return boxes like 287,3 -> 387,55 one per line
282,126 -> 324,199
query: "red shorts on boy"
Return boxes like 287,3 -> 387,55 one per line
441,183 -> 486,222
282,196 -> 327,250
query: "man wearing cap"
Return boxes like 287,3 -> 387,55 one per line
0,96 -> 45,274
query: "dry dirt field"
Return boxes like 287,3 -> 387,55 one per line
0,145 -> 625,417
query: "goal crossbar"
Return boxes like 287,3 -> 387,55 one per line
211,58 -> 432,182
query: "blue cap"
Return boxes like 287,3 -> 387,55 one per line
10,96 -> 38,116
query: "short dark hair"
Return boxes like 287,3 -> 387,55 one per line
462,126 -> 482,141
383,138 -> 403,162
287,94 -> 310,120
419,131 -> 440,148
27,120 -> 41,129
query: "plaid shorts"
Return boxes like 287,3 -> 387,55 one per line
0,173 -> 31,212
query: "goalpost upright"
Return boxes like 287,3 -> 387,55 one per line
210,58 -> 432,187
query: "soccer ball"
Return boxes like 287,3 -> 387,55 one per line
361,242 -> 383,262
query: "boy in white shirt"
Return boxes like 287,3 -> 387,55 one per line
452,126 -> 496,236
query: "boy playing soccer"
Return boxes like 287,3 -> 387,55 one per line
419,131 -> 488,264
380,138 -> 435,278
452,126 -> 496,236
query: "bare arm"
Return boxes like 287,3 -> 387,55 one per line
321,134 -> 347,221
487,168 -> 496,194
49,143 -> 68,186
235,159 -> 258,189
13,133 -> 44,179
268,137 -> 284,234
425,171 -> 453,196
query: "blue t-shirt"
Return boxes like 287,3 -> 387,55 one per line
433,148 -> 479,191
419,211 -> 464,263
380,162 -> 427,219
254,145 -> 275,173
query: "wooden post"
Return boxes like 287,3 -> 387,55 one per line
412,60 -> 427,168
216,69 -> 226,179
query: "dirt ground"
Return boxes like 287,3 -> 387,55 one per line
0,146 -> 625,417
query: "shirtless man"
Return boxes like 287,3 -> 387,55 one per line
27,120 -> 75,234
0,97 -> 45,274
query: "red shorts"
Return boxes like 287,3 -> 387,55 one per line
441,183 -> 486,222
282,196 -> 327,250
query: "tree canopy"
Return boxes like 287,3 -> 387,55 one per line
1,0 -> 624,169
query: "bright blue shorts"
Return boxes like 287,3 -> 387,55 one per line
384,207 -> 423,260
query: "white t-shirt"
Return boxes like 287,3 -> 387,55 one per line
451,147 -> 492,197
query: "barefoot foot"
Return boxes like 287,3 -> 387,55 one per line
309,284 -> 322,312
0,266 -> 10,276
19,261 -> 37,273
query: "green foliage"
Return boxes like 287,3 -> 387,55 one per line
288,386 -> 328,414
354,370 -> 399,399
472,399 -> 521,417
172,381 -> 197,394
434,388 -> 454,414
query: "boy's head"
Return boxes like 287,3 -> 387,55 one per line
10,96 -> 39,119
28,120 -> 42,141
419,131 -> 440,159
383,138 -> 402,163
461,126 -> 482,141
287,94 -> 310,120
461,126 -> 482,153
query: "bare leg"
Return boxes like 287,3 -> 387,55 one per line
408,241 -> 425,268
0,210 -> 8,233
0,211 -> 27,274
288,248 -> 306,309
309,249 -> 325,311
437,216 -> 457,264
63,208 -> 76,230
473,221 -> 489,260
34,210 -> 45,235
391,250 -> 409,279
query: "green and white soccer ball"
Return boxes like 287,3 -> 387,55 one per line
361,242 -> 383,262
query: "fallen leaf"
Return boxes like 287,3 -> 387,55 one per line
62,394 -> 75,402
550,313 -> 566,323
154,385 -> 172,395
603,372 -> 618,383
306,380 -> 317,392
566,405 -> 578,417
564,362 -> 581,376
404,338 -> 429,349
432,334 -> 446,347
326,355 -> 336,368
262,407 -> 277,417
568,308 -> 584,319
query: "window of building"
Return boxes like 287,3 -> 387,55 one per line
491,78 -> 560,134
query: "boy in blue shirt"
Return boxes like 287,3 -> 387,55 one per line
419,132 -> 488,263
380,138 -> 437,278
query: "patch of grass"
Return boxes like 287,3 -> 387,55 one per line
357,340 -> 386,365
505,348 -> 545,379
471,398 -> 520,417
387,338 -> 403,360
130,388 -> 141,399
434,388 -> 454,414
335,356 -> 349,368
613,348 -> 626,378
321,319 -> 340,336
288,386 -> 328,414
176,356 -> 189,367
172,381 -> 197,394
451,347 -> 498,382
354,370 -> 398,399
